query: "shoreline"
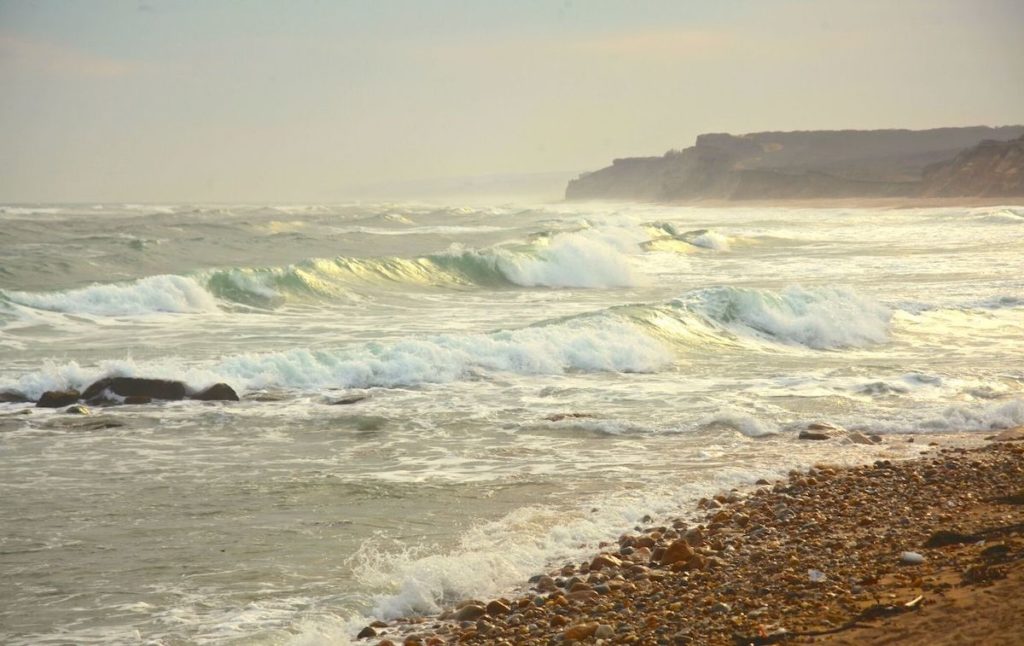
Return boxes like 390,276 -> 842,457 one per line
678,196 -> 1024,209
356,430 -> 1024,645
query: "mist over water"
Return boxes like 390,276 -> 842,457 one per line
1,201 -> 1023,644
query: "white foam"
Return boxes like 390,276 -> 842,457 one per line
2,275 -> 219,316
679,285 -> 891,349
689,230 -> 731,251
2,317 -> 671,399
700,409 -> 779,437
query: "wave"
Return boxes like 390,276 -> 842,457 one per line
2,315 -> 671,400
0,275 -> 220,316
1,284 -> 895,400
645,223 -> 733,251
667,285 -> 892,350
2,229 -> 646,316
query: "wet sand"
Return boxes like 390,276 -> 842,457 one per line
357,429 -> 1024,645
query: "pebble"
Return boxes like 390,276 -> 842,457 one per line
900,551 -> 926,565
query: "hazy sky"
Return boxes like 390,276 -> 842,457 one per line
1,0 -> 1022,202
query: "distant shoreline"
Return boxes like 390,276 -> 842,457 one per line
675,196 -> 1024,209
561,196 -> 1023,209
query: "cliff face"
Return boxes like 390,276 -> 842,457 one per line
565,126 -> 1024,201
921,135 -> 1024,197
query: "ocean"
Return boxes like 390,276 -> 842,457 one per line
1,201 -> 1022,644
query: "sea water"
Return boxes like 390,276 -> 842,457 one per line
1,201 -> 1022,644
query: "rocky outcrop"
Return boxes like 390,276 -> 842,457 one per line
82,377 -> 187,402
566,126 -> 1024,202
36,389 -> 81,408
921,135 -> 1024,197
190,383 -> 240,401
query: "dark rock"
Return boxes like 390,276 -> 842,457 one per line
798,430 -> 831,441
0,391 -> 31,404
83,377 -> 186,402
191,383 -> 239,402
991,491 -> 1024,505
356,626 -> 377,639
64,404 -> 91,415
452,604 -> 486,621
328,394 -> 368,405
123,396 -> 152,405
37,389 -> 81,408
923,530 -> 980,548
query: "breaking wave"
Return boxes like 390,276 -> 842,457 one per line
2,284 -> 894,399
1,275 -> 219,316
2,315 -> 671,400
1,231 -> 645,315
669,285 -> 892,350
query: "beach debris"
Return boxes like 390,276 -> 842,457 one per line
900,551 -> 926,565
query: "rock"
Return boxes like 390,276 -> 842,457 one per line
847,431 -> 876,445
0,391 -> 30,404
37,389 -> 81,408
124,396 -> 152,405
589,553 -> 622,571
659,539 -> 694,566
594,624 -> 614,639
544,412 -> 595,422
807,421 -> 845,432
328,394 -> 369,405
566,589 -> 599,602
991,427 -> 1024,442
191,383 -> 240,401
710,602 -> 731,614
452,604 -> 486,621
64,404 -> 91,415
82,377 -> 186,402
356,626 -> 377,639
923,530 -> 980,548
799,430 -> 832,441
485,599 -> 510,616
900,551 -> 926,565
563,622 -> 599,641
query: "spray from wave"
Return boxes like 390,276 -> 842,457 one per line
671,285 -> 892,350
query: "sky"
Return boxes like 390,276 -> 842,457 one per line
1,0 -> 1022,202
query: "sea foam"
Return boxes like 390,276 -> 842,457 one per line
676,285 -> 892,349
1,275 -> 219,316
2,316 -> 671,399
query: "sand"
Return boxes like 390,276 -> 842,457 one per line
357,431 -> 1024,645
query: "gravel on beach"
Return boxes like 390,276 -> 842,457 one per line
358,432 -> 1024,646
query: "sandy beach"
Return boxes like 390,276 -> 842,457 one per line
356,431 -> 1024,645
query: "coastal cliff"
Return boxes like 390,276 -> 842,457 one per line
566,126 -> 1024,201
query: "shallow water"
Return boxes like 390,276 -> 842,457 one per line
1,201 -> 1022,644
